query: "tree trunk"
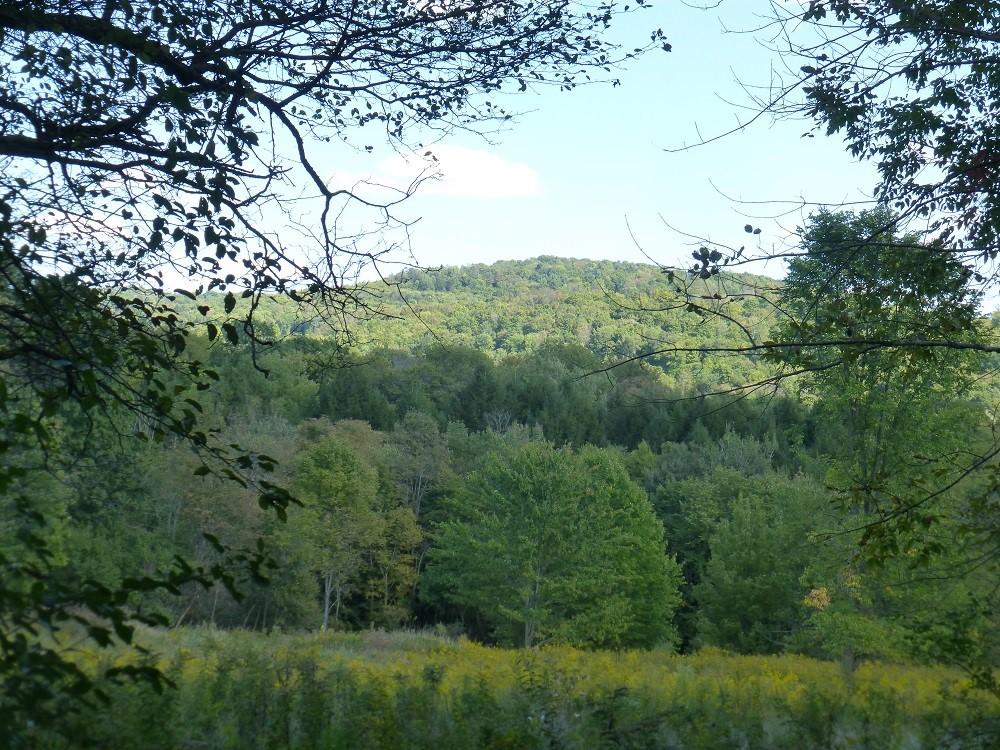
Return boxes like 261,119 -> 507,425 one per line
840,645 -> 858,677
322,572 -> 333,631
524,575 -> 541,648
411,472 -> 425,520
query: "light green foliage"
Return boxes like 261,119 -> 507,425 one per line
793,513 -> 1000,674
204,341 -> 321,424
8,256 -> 995,668
795,562 -> 909,671
275,429 -> 423,631
194,257 -> 775,391
443,419 -> 545,477
424,443 -> 682,648
4,0 -> 657,726
284,437 -> 384,630
384,411 -> 450,522
5,253 -> 999,741
324,419 -> 425,627
764,209 -> 1000,681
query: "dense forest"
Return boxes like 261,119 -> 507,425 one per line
7,248 -> 1000,747
22,257 -> 801,637
14,253 -> 999,649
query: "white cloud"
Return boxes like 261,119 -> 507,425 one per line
331,144 -> 542,201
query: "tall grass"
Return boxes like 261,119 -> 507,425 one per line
46,628 -> 1000,749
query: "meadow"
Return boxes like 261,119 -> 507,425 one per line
49,628 -> 1000,750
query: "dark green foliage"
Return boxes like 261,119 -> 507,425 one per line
693,480 -> 829,653
652,467 -> 828,650
6,257 -> 994,664
775,207 -> 981,372
3,0 -> 662,730
786,1 -> 1000,256
3,250 -> 999,742
774,209 -> 986,561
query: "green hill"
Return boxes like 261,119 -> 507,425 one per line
234,256 -> 778,392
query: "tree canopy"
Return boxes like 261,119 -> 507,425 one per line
635,0 -> 1000,589
5,0 -> 1000,741
782,1 -> 1000,258
659,1 -> 1000,356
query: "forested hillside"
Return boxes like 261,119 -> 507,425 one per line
213,256 -> 771,381
6,253 -> 1000,745
16,257 -> 992,648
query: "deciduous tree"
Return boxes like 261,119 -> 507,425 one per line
285,436 -> 382,630
423,443 -> 682,648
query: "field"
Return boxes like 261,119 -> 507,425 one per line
47,628 -> 1000,749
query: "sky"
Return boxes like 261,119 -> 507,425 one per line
316,1 -> 881,279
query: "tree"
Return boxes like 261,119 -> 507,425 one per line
1,0 -> 666,737
624,207 -> 989,558
634,199 -> 1000,677
284,436 -> 382,630
624,1 -> 1000,687
791,495 -> 1000,679
325,418 -> 423,627
653,466 -> 827,649
422,443 -> 682,648
1,0 -> 667,355
773,208 -> 983,562
693,478 -> 828,654
385,411 -> 449,523
643,0 -> 1000,394
668,2 -> 1000,269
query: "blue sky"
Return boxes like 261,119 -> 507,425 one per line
321,2 -> 881,278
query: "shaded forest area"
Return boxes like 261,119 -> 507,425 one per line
23,256 -> 997,665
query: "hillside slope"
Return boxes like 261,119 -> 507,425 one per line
238,256 -> 779,390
